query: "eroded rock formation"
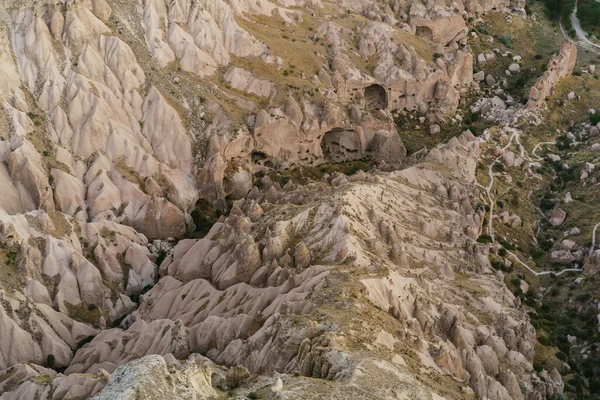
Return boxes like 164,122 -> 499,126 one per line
0,0 -> 571,399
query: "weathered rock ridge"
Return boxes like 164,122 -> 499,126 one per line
0,0 -> 525,214
1,132 -> 563,399
0,0 -> 572,399
527,42 -> 577,110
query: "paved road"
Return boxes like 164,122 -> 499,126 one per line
570,3 -> 600,51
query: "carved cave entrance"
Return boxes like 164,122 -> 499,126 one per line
415,26 -> 433,40
320,128 -> 362,162
364,84 -> 388,111
251,151 -> 275,169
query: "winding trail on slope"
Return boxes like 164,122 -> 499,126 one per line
480,129 -> 584,276
483,128 -> 528,242
570,3 -> 600,51
589,221 -> 600,256
531,141 -> 556,161
507,250 -> 583,276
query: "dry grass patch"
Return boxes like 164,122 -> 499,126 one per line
235,13 -> 325,88
65,301 -> 102,328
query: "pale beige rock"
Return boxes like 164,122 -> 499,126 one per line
549,208 -> 567,227
0,2 -> 556,399
225,67 -> 272,97
528,43 -> 577,110
92,354 -> 216,400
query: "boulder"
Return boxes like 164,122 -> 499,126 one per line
429,124 -> 441,135
551,250 -> 575,264
549,208 -> 567,227
227,365 -> 250,385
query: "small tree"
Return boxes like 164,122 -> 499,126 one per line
47,354 -> 56,370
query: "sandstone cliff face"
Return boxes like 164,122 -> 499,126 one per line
1,0 -> 572,399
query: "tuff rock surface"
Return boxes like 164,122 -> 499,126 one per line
0,0 -> 572,399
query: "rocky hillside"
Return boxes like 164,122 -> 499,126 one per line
0,0 -> 594,399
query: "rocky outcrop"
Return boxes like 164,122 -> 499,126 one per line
527,42 -> 577,110
92,355 -> 216,400
39,132 -> 555,399
0,0 -> 558,399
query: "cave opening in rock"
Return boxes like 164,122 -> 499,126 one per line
364,84 -> 388,110
320,128 -> 362,162
415,26 -> 433,40
251,151 -> 275,169
251,151 -> 268,164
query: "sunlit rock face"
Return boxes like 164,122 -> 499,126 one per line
0,0 -> 570,399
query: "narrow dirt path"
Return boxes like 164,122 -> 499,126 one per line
589,221 -> 600,256
484,128 -> 528,242
479,129 -> 583,276
507,250 -> 583,276
531,141 -> 556,161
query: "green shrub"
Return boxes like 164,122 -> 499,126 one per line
476,24 -> 489,34
498,239 -> 516,251
477,234 -> 493,244
575,292 -> 592,302
47,354 -> 56,369
556,135 -> 570,150
491,258 -> 504,270
499,35 -> 512,48
531,248 -> 545,259
540,198 -> 555,211
540,239 -> 554,251
464,125 -> 478,136
590,112 -> 600,126
498,247 -> 507,257
492,161 -> 505,172
538,336 -> 552,346
556,351 -> 567,361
